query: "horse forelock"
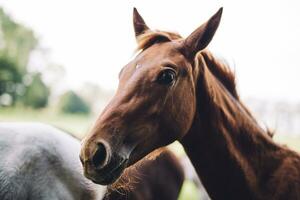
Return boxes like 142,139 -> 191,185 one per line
136,30 -> 182,52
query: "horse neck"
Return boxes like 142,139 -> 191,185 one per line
181,59 -> 283,200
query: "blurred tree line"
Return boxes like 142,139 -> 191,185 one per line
0,8 -> 49,108
0,8 -> 95,114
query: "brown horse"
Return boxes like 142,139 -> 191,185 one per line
80,7 -> 300,200
104,148 -> 184,200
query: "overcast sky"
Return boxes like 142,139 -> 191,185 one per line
1,0 -> 300,102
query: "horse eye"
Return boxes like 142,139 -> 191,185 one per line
157,69 -> 176,85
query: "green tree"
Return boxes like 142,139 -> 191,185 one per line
23,73 -> 49,108
0,8 -> 51,108
0,58 -> 23,105
59,91 -> 90,114
0,8 -> 37,73
0,8 -> 45,107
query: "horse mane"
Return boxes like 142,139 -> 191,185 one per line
136,30 -> 239,99
198,51 -> 239,99
195,48 -> 275,138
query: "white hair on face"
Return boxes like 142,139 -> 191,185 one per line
136,64 -> 142,69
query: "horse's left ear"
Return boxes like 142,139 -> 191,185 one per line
133,8 -> 150,38
183,7 -> 223,60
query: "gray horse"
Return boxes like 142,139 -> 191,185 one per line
0,122 -> 106,200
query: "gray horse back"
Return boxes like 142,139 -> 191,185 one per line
0,122 -> 105,200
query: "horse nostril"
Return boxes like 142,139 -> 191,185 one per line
92,142 -> 110,169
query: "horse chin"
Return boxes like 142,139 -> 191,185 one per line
126,145 -> 156,168
90,172 -> 122,185
89,159 -> 128,185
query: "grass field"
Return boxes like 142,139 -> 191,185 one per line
0,107 -> 95,138
2,107 -> 300,151
1,107 -> 300,200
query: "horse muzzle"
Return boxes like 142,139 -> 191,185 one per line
80,139 -> 130,185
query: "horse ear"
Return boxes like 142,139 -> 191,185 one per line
133,8 -> 150,38
183,8 -> 223,59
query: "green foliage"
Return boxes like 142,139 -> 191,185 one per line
59,91 -> 90,114
0,58 -> 21,82
0,58 -> 23,104
0,8 -> 37,72
23,73 -> 49,108
0,8 -> 50,108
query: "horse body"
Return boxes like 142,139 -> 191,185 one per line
0,122 -> 106,200
80,7 -> 300,200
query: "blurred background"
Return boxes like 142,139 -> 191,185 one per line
0,0 -> 299,199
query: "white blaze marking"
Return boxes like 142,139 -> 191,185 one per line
136,64 -> 141,69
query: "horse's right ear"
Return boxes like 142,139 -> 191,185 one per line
182,8 -> 223,60
133,8 -> 149,38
